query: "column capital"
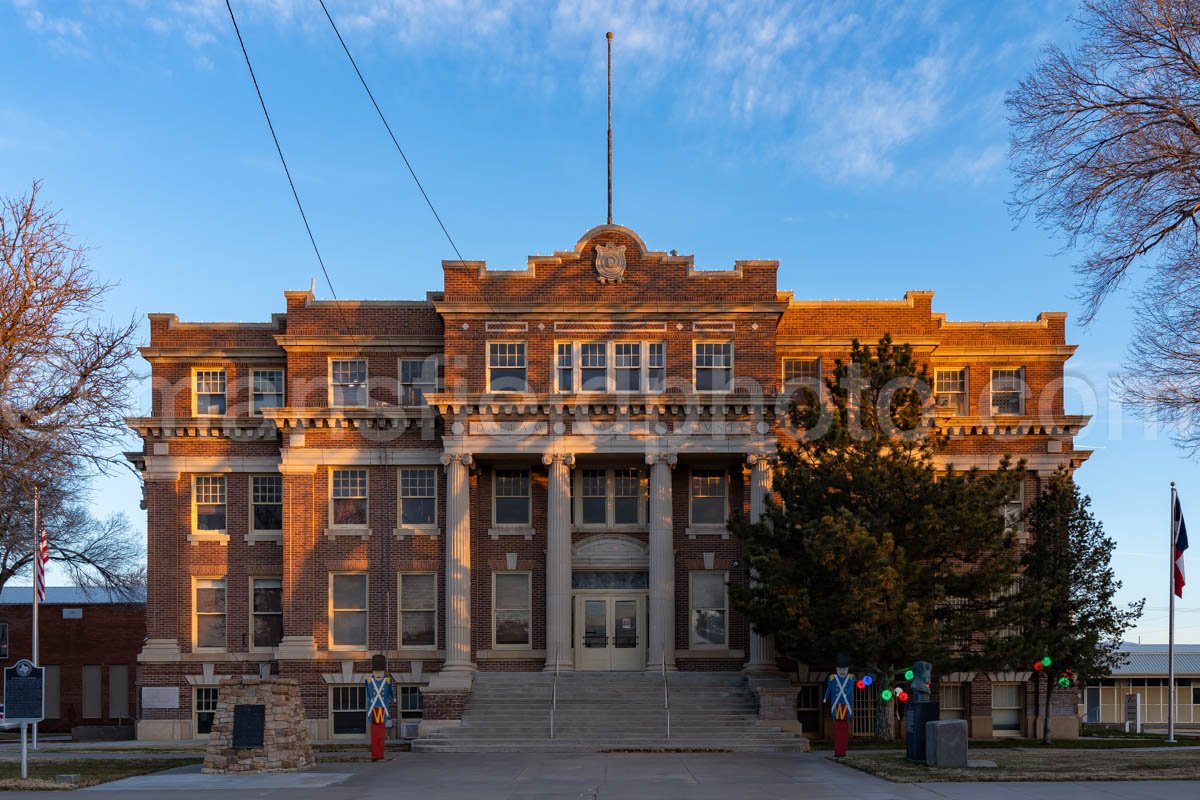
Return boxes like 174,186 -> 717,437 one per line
441,453 -> 474,469
541,452 -> 575,467
645,453 -> 677,468
746,452 -> 777,468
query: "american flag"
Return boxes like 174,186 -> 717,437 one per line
1175,495 -> 1189,599
35,515 -> 49,604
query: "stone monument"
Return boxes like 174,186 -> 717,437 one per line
202,676 -> 314,774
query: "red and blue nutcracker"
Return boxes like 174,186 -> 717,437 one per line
365,654 -> 394,761
823,651 -> 855,757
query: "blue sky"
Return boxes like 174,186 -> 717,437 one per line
3,0 -> 1196,643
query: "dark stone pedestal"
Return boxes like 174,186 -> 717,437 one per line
905,701 -> 940,761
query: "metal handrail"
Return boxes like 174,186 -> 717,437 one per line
550,647 -> 559,739
662,647 -> 670,739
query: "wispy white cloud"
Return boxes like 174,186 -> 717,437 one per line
12,0 -> 1054,184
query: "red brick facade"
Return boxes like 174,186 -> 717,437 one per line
128,224 -> 1089,740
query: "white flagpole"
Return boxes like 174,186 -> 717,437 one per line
31,486 -> 39,750
1168,481 -> 1176,743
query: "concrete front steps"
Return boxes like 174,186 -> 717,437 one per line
412,671 -> 809,753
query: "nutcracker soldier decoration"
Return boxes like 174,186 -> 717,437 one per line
365,654 -> 393,761
824,651 -> 855,757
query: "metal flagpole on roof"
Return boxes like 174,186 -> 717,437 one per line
1168,482 -> 1177,743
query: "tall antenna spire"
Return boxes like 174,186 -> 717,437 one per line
607,31 -> 613,225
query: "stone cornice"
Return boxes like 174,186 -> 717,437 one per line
426,393 -> 780,416
138,347 -> 285,361
933,414 -> 1091,436
262,407 -> 438,430
432,301 -> 788,316
126,416 -> 278,439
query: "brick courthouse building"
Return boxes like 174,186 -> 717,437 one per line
127,224 -> 1090,741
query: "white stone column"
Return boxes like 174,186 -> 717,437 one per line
442,453 -> 475,671
647,453 -> 677,672
745,453 -> 779,673
544,452 -> 574,671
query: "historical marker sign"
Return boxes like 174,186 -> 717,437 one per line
231,704 -> 266,749
3,660 -> 44,724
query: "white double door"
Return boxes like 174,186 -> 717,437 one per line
574,593 -> 646,671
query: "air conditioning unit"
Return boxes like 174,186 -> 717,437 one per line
400,721 -> 421,739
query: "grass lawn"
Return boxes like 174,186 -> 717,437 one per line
0,757 -> 201,790
842,749 -> 1200,783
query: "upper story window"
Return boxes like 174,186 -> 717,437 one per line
935,368 -> 968,415
577,467 -> 645,528
194,577 -> 227,650
330,468 -> 368,528
493,469 -> 531,526
252,369 -> 285,414
782,358 -> 820,400
400,358 -> 437,406
194,369 -> 226,416
990,368 -> 1025,416
250,475 -> 283,532
399,467 -> 437,528
487,342 -> 527,392
694,342 -> 733,393
251,577 -> 283,650
690,468 -> 727,525
330,573 -> 368,649
193,476 -> 227,533
555,341 -> 666,394
331,359 -> 368,407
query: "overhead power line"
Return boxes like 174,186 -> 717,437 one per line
223,0 -> 356,337
318,0 -> 469,268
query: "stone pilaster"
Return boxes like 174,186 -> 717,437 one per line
544,452 -> 575,671
442,453 -> 475,671
745,453 -> 779,674
647,453 -> 677,672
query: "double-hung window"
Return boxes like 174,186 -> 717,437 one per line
250,475 -> 283,533
694,342 -> 733,393
399,468 -> 436,528
554,341 -> 666,393
1004,483 -> 1025,536
990,368 -> 1025,415
331,685 -> 367,735
580,343 -> 608,391
940,683 -> 966,720
251,369 -> 285,414
493,572 -> 531,648
194,578 -> 226,650
576,467 -> 644,527
331,469 -> 368,528
251,577 -> 283,649
689,571 -> 728,647
331,359 -> 368,407
330,573 -> 368,649
487,342 -> 527,392
400,358 -> 437,405
194,369 -> 227,416
195,687 -> 219,736
689,469 -> 727,525
783,358 -> 821,400
194,476 -> 227,533
398,573 -> 436,648
493,469 -> 531,526
935,368 -> 968,415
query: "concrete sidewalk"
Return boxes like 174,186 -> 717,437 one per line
1,751 -> 1197,799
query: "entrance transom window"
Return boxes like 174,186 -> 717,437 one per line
575,468 -> 646,528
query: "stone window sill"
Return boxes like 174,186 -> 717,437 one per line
685,525 -> 729,540
675,648 -> 745,660
476,649 -> 545,661
488,526 -> 534,540
244,532 -> 282,546
394,526 -> 439,540
324,526 -> 372,540
187,532 -> 229,546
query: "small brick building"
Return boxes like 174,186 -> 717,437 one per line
127,223 -> 1090,741
0,586 -> 146,733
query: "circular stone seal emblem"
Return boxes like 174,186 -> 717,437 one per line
594,242 -> 627,284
